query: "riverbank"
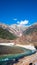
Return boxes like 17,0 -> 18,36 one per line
15,44 -> 36,51
14,52 -> 37,65
0,43 -> 36,51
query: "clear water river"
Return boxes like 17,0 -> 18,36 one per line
0,45 -> 36,65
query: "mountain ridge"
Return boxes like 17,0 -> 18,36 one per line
0,22 -> 37,46
0,23 -> 28,37
0,27 -> 17,40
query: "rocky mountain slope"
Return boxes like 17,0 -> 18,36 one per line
10,24 -> 28,37
0,26 -> 17,40
0,23 -> 28,37
23,23 -> 37,43
23,23 -> 37,35
0,23 -> 37,47
15,23 -> 37,46
0,23 -> 22,37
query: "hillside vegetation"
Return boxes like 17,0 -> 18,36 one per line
0,27 -> 17,40
23,24 -> 37,35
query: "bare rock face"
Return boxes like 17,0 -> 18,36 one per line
15,23 -> 37,46
22,23 -> 37,46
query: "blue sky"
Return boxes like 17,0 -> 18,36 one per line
0,0 -> 37,26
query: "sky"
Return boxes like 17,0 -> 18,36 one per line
0,0 -> 37,26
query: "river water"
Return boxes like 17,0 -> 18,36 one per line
0,45 -> 36,65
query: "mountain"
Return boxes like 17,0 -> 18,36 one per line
23,23 -> 37,35
14,23 -> 37,46
0,23 -> 28,42
10,24 -> 27,32
0,22 -> 37,46
0,23 -> 28,37
10,24 -> 28,36
0,23 -> 22,37
22,23 -> 37,46
0,24 -> 17,40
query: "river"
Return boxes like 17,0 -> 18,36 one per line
0,45 -> 36,65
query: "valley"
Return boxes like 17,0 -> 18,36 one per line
0,23 -> 37,65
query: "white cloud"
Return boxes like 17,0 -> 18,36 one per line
13,18 -> 17,21
20,20 -> 28,25
10,19 -> 29,28
17,20 -> 29,26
